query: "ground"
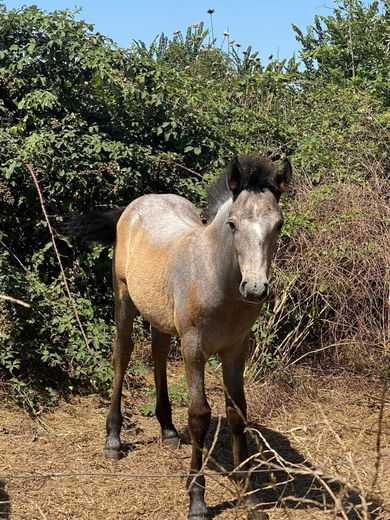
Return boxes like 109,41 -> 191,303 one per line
1,364 -> 389,520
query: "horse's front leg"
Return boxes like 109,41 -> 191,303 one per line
221,338 -> 267,520
182,334 -> 211,520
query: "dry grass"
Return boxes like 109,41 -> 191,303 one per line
250,177 -> 390,376
1,365 -> 389,519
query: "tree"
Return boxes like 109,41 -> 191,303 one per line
293,0 -> 389,102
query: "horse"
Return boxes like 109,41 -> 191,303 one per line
69,154 -> 292,520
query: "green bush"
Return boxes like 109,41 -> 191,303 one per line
0,1 -> 388,410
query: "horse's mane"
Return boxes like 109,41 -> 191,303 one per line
204,155 -> 279,222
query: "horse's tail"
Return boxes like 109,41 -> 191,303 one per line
67,207 -> 126,245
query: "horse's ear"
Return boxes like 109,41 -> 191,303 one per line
227,157 -> 243,194
274,158 -> 292,193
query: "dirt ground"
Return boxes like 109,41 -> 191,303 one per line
1,365 -> 389,520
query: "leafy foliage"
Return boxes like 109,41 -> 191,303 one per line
0,1 -> 388,410
293,0 -> 390,102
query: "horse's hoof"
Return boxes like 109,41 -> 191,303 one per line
248,511 -> 268,520
162,427 -> 181,449
104,448 -> 123,461
188,505 -> 209,519
162,434 -> 181,449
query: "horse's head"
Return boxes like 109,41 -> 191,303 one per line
226,155 -> 292,304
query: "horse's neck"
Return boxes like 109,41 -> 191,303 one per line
206,199 -> 241,288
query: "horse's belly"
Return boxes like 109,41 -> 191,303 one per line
129,283 -> 177,335
125,245 -> 177,335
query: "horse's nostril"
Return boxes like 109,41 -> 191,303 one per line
239,280 -> 248,296
261,283 -> 269,297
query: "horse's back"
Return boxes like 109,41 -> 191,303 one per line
114,194 -> 202,334
123,193 -> 201,242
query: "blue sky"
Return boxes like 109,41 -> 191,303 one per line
3,0 -> 335,62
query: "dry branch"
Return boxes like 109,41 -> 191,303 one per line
0,294 -> 30,308
20,159 -> 91,352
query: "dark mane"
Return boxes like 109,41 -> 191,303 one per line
205,155 -> 280,222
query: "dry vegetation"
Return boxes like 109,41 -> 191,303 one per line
249,169 -> 389,380
1,364 -> 389,519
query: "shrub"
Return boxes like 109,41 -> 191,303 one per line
0,1 -> 388,409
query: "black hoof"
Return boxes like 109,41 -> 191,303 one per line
104,448 -> 123,461
162,427 -> 181,449
188,505 -> 209,519
162,434 -> 181,449
248,509 -> 268,520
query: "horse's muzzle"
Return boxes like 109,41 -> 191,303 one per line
239,279 -> 269,304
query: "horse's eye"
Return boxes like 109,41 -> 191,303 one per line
228,220 -> 237,232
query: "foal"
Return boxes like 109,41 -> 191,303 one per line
70,155 -> 291,519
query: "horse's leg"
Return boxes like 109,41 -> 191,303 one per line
105,283 -> 137,460
221,338 -> 266,520
151,327 -> 179,447
221,343 -> 249,477
182,335 -> 210,520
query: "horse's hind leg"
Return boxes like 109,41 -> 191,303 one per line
105,282 -> 137,460
151,327 -> 180,448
